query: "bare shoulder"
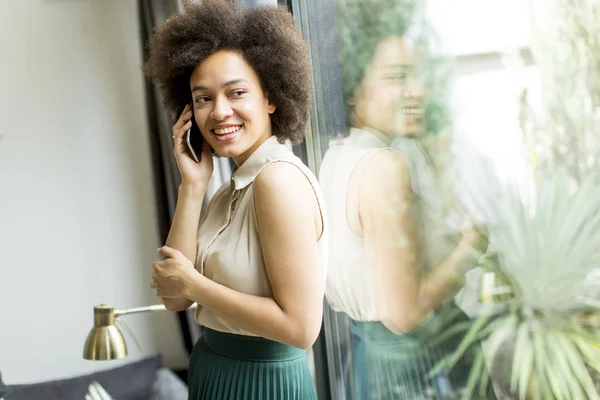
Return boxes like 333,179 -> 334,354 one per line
361,149 -> 412,194
254,161 -> 316,203
358,150 -> 415,231
366,149 -> 411,177
253,160 -> 322,240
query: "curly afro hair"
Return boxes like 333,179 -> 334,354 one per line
334,0 -> 450,135
334,0 -> 416,107
143,1 -> 312,144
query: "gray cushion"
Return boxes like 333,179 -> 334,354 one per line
149,368 -> 188,400
8,356 -> 162,400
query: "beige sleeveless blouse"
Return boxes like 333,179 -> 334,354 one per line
194,136 -> 328,336
319,128 -> 460,321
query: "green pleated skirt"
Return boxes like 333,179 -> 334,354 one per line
349,303 -> 479,400
188,328 -> 317,400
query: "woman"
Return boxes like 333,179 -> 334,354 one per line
319,1 -> 489,399
143,2 -> 327,399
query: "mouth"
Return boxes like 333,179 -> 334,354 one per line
211,125 -> 242,142
400,107 -> 424,124
400,107 -> 424,116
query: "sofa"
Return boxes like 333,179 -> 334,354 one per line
1,356 -> 187,400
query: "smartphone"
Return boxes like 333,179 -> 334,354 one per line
185,111 -> 204,163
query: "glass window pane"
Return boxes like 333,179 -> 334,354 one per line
426,0 -> 532,55
294,0 -> 600,399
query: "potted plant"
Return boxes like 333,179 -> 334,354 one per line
430,0 -> 600,397
429,166 -> 600,400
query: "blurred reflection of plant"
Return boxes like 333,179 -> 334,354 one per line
520,0 -> 600,185
433,168 -> 600,400
432,1 -> 600,399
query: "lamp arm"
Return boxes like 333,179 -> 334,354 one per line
114,302 -> 197,318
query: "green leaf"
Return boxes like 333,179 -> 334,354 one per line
462,347 -> 485,400
476,314 -> 512,340
445,314 -> 493,371
430,314 -> 494,379
543,349 -> 569,400
518,326 -> 534,400
532,325 -> 563,400
427,320 -> 472,348
428,353 -> 453,378
556,334 -> 600,400
478,352 -> 491,399
570,326 -> 600,349
573,336 -> 600,375
529,372 -> 542,400
485,314 -> 517,367
548,332 -> 584,400
510,321 -> 532,397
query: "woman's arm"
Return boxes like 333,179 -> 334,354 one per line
184,162 -> 324,349
156,105 -> 214,311
159,183 -> 206,311
360,150 -> 476,333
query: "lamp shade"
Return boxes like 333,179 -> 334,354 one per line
83,302 -> 191,361
83,305 -> 127,360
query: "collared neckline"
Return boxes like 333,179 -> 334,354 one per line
349,127 -> 393,148
231,135 -> 291,190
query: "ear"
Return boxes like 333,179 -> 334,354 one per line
265,94 -> 276,114
263,90 -> 276,114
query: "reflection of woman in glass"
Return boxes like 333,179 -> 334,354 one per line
319,1 -> 489,398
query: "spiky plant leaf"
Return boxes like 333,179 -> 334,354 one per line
428,352 -> 453,378
556,334 -> 600,400
478,352 -> 491,399
510,322 -> 528,394
548,332 -> 583,399
462,347 -> 485,400
573,336 -> 600,375
444,313 -> 492,371
426,320 -> 471,348
433,165 -> 600,398
532,324 -> 563,400
483,314 -> 517,367
517,324 -> 534,400
459,154 -> 600,310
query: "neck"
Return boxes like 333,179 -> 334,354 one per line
233,130 -> 273,166
352,126 -> 393,146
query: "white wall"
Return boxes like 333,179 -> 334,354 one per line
0,0 -> 189,384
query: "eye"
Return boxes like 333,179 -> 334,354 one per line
231,90 -> 246,98
194,96 -> 210,105
386,73 -> 408,82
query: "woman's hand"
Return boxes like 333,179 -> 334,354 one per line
151,246 -> 199,299
172,104 -> 214,187
459,217 -> 489,257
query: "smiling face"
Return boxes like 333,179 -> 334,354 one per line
351,36 -> 426,138
189,50 -> 276,165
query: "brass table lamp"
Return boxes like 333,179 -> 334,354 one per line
83,303 -> 197,361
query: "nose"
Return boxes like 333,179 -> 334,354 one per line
211,97 -> 233,120
403,78 -> 425,99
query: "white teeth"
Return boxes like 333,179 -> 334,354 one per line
214,126 -> 241,135
401,108 -> 423,115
